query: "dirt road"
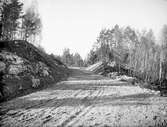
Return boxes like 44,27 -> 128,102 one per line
0,68 -> 167,127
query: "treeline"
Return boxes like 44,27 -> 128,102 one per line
86,25 -> 167,83
51,48 -> 85,67
0,0 -> 42,44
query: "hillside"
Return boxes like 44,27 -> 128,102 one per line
0,40 -> 69,101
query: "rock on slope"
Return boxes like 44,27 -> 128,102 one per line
0,40 -> 69,101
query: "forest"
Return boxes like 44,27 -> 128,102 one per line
86,25 -> 167,83
0,0 -> 42,44
59,24 -> 167,87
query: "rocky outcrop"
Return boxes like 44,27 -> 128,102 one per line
0,40 -> 69,101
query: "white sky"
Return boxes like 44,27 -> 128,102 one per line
23,0 -> 167,59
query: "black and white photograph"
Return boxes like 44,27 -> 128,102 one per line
0,0 -> 167,126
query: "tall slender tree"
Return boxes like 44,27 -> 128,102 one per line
160,25 -> 167,80
22,2 -> 42,44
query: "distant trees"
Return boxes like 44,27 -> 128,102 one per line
60,48 -> 84,67
0,0 -> 42,44
73,53 -> 84,67
61,48 -> 74,66
50,49 -> 85,67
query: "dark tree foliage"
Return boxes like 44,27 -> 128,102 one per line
0,0 -> 23,40
0,0 -> 42,44
87,49 -> 98,65
0,22 -> 2,38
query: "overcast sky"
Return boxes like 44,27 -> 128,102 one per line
23,0 -> 167,59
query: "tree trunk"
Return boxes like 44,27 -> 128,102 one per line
159,51 -> 163,81
159,61 -> 162,80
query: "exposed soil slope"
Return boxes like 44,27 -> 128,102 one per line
0,40 -> 69,101
0,67 -> 167,127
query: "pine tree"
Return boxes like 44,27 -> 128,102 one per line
1,0 -> 23,40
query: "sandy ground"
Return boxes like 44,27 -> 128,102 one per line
0,67 -> 167,127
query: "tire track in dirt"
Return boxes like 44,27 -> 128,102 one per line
58,85 -> 101,126
1,88 -> 83,127
27,85 -> 88,126
58,95 -> 94,126
65,84 -> 105,126
38,90 -> 85,126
